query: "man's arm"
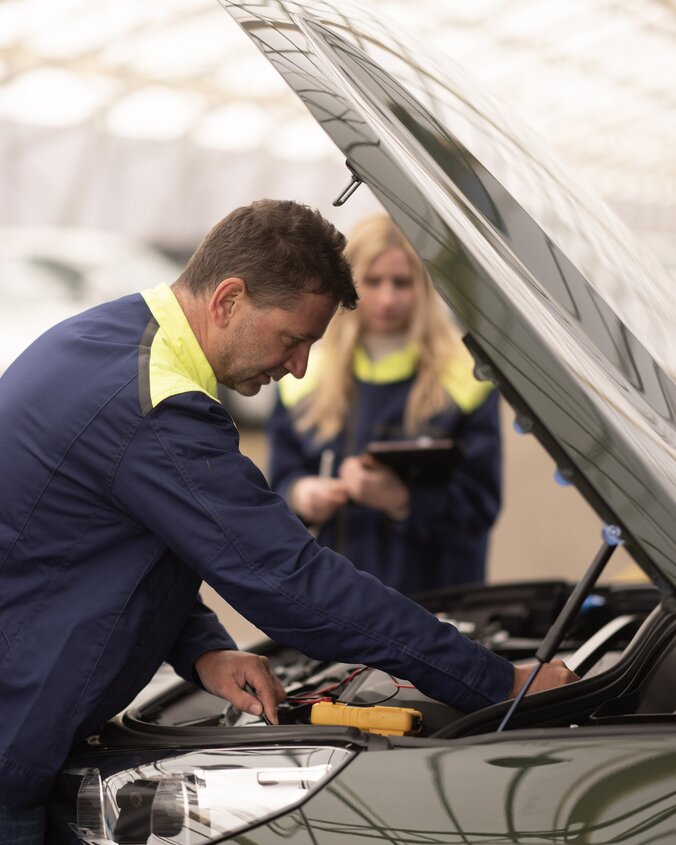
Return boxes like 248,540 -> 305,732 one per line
112,394 -> 570,714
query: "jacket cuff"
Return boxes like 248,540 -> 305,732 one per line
167,615 -> 238,686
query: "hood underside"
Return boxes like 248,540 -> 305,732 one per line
220,0 -> 676,587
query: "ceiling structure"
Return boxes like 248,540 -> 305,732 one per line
0,0 -> 674,274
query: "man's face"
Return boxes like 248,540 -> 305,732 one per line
214,289 -> 337,396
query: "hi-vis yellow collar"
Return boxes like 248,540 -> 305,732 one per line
354,341 -> 492,412
279,343 -> 420,408
353,343 -> 419,383
279,340 -> 493,415
139,283 -> 219,412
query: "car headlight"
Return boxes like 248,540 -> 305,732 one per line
68,745 -> 354,844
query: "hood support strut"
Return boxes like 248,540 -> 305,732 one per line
497,525 -> 624,732
332,161 -> 363,206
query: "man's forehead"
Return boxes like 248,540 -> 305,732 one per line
281,291 -> 336,336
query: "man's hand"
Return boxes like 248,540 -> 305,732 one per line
194,650 -> 286,724
290,476 -> 349,524
508,659 -> 580,699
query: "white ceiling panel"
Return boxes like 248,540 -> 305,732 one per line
0,0 -> 672,273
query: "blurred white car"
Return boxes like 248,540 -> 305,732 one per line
0,226 -> 182,374
0,225 -> 276,426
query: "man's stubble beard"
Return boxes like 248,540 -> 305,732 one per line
217,316 -> 265,397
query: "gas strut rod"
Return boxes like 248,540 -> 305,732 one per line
333,161 -> 363,206
496,524 -> 624,733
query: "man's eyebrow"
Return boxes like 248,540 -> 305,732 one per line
300,330 -> 324,342
286,330 -> 322,343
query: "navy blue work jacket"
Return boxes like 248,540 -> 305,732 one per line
267,344 -> 502,595
0,284 -> 512,808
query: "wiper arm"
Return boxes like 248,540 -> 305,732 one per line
496,524 -> 624,733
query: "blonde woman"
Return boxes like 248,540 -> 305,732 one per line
267,213 -> 501,596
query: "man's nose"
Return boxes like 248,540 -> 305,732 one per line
284,344 -> 311,379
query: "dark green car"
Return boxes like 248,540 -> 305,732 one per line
49,1 -> 676,842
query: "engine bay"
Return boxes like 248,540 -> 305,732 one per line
111,579 -> 674,744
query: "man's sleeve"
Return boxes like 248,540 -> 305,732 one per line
111,392 -> 513,713
166,594 -> 238,685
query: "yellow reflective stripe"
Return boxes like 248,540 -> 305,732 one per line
278,348 -> 323,408
140,284 -> 219,409
279,342 -> 492,413
441,346 -> 493,413
353,343 -> 419,383
279,342 -> 420,406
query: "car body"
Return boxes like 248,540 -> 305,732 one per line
47,1 -> 676,843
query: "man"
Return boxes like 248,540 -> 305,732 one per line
0,199 -> 576,840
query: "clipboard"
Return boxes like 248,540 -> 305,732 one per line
365,437 -> 458,483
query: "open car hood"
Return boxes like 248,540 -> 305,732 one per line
220,0 -> 676,589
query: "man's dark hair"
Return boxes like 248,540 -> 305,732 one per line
176,199 -> 358,310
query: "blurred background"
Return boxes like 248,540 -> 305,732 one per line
1,0 -> 674,645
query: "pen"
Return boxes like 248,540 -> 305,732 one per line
319,448 -> 335,478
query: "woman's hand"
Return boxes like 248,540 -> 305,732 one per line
290,476 -> 350,524
339,454 -> 411,520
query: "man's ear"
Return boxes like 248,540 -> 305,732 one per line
209,278 -> 247,328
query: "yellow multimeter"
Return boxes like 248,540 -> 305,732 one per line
310,701 -> 422,736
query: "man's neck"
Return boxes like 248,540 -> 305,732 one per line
171,283 -> 209,349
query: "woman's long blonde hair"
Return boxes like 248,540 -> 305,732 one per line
295,213 -> 463,443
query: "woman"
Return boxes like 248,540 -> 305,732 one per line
266,213 -> 501,596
